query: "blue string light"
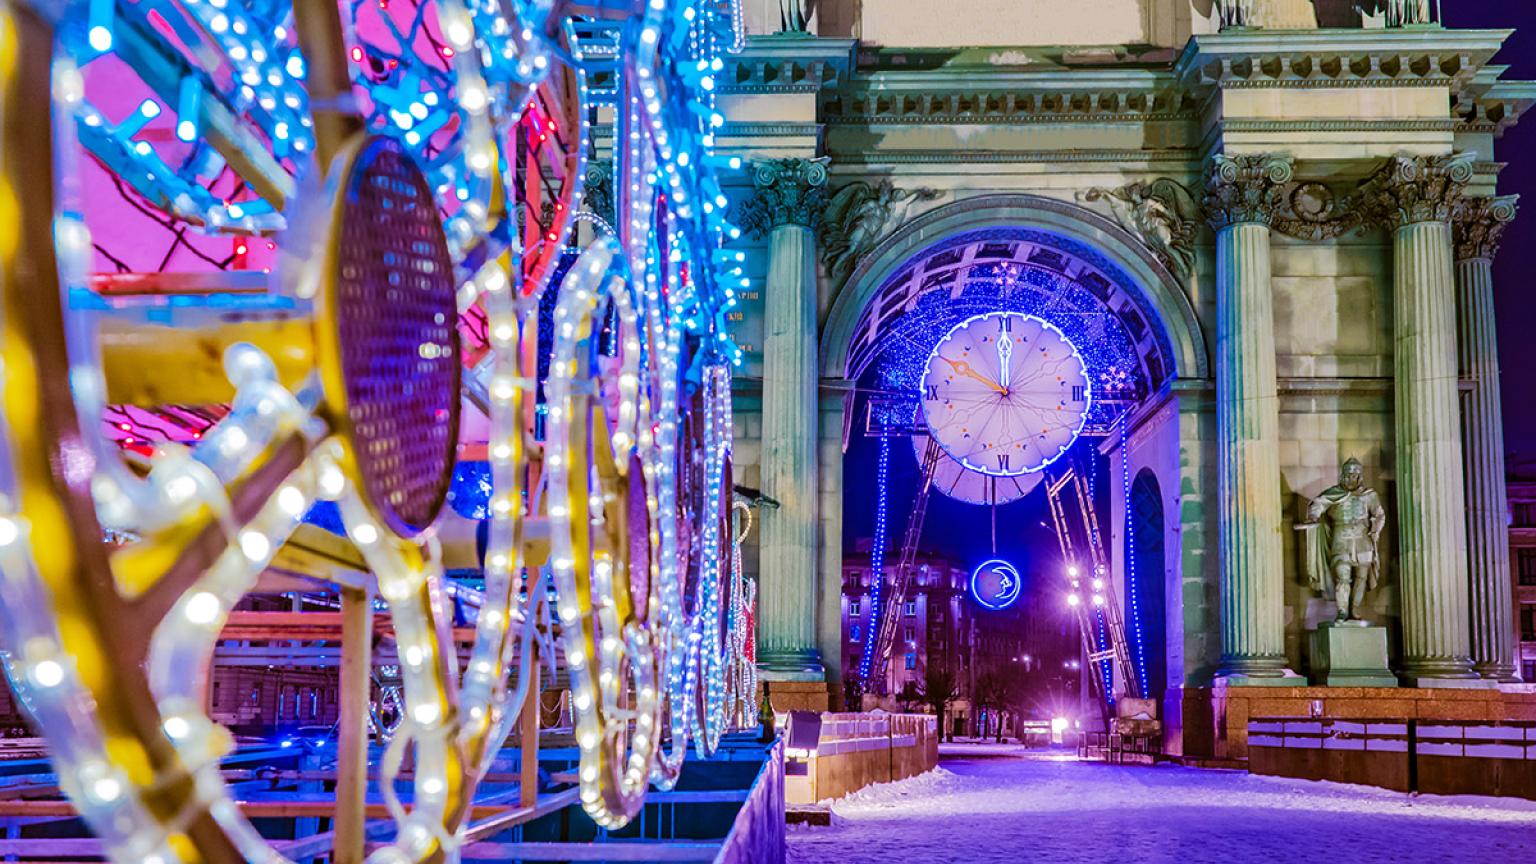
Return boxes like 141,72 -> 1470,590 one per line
446,460 -> 494,521
858,433 -> 893,685
1120,415 -> 1150,697
1094,605 -> 1115,707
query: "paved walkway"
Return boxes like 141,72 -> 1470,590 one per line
787,744 -> 1536,863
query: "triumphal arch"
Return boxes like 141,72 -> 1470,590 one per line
719,0 -> 1535,754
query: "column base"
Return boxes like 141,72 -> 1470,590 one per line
1399,656 -> 1493,688
1216,655 -> 1304,687
757,649 -> 825,682
1473,662 -> 1522,683
1403,676 -> 1499,690
1214,671 -> 1307,688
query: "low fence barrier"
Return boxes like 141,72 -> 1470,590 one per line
783,712 -> 938,805
715,739 -> 786,864
0,735 -> 787,862
1248,716 -> 1536,798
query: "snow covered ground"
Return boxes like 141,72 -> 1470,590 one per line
787,747 -> 1536,864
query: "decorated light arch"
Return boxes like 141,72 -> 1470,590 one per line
852,227 -> 1169,709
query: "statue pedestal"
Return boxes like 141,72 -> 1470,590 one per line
1309,622 -> 1397,687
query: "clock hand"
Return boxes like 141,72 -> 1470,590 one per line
940,356 -> 1005,393
996,336 -> 1013,391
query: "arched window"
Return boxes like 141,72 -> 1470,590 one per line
1130,469 -> 1167,702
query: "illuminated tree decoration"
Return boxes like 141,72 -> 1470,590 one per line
970,558 -> 1024,611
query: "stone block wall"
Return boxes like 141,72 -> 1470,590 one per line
1270,234 -> 1401,676
1185,684 -> 1536,763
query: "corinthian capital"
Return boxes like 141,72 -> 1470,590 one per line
734,158 -> 829,238
1202,154 -> 1295,230
1453,195 -> 1519,262
1361,153 -> 1474,229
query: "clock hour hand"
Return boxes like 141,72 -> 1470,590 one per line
996,334 -> 1013,390
941,356 -> 1005,393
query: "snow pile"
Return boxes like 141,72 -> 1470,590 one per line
821,766 -> 957,809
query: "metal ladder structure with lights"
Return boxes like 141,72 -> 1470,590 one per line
1044,464 -> 1140,722
868,437 -> 945,694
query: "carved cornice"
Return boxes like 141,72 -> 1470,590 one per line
1202,154 -> 1295,230
825,85 -> 1196,126
1452,74 -> 1536,138
720,36 -> 857,95
1173,30 -> 1508,93
1453,195 -> 1519,261
719,122 -> 823,138
734,158 -> 829,238
1221,119 -> 1460,134
829,149 -> 1196,165
1360,153 -> 1474,229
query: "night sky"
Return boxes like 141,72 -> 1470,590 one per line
1448,1 -> 1536,456
844,5 -> 1536,576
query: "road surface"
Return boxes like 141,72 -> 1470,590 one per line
786,743 -> 1536,863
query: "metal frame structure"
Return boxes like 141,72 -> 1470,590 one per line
1044,466 -> 1140,723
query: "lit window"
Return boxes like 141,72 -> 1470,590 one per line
1519,548 -> 1536,586
1515,502 -> 1536,528
904,601 -> 917,617
905,653 -> 917,670
850,625 -> 862,643
849,601 -> 861,617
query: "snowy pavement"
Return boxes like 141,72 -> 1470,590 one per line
787,745 -> 1536,864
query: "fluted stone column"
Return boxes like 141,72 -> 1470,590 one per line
1203,154 -> 1302,684
740,159 -> 828,680
1454,196 -> 1520,681
1364,154 -> 1483,685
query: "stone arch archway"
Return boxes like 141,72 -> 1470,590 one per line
813,192 -> 1209,718
820,193 -> 1208,385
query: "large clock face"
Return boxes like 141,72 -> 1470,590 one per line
921,312 -> 1090,477
912,436 -> 1044,506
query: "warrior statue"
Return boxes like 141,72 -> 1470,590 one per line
1296,458 -> 1387,622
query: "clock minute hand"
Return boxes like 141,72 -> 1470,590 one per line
996,335 -> 1013,390
941,356 -> 1005,393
